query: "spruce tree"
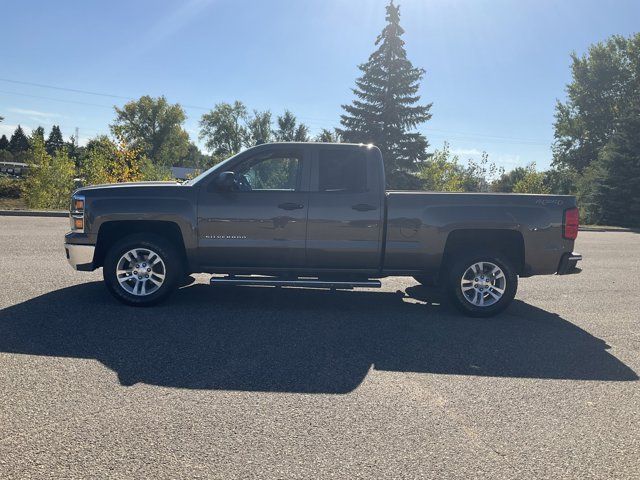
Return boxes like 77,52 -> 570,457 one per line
46,125 -> 65,155
338,1 -> 432,189
293,123 -> 310,142
315,128 -> 341,143
275,110 -> 309,142
32,126 -> 45,143
9,125 -> 30,154
0,135 -> 9,151
590,100 -> 640,227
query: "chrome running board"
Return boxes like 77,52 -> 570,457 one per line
210,276 -> 381,289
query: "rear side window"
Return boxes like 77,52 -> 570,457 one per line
318,150 -> 367,192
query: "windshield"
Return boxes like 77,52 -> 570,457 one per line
183,152 -> 240,186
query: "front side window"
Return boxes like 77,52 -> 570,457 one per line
318,150 -> 367,192
236,155 -> 300,191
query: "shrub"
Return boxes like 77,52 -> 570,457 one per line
23,137 -> 75,209
0,176 -> 23,198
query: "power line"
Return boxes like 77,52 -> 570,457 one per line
0,77 -> 131,100
0,89 -> 113,109
0,77 -> 210,112
0,77 -> 550,146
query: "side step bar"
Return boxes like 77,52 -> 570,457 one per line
210,276 -> 381,289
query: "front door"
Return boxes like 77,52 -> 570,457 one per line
197,147 -> 309,269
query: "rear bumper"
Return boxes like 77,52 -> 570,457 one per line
557,252 -> 582,275
64,243 -> 96,271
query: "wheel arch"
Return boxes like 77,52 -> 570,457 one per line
440,229 -> 525,280
94,220 -> 188,269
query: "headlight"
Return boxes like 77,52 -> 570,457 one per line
70,194 -> 86,233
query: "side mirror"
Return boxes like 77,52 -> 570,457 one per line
214,171 -> 236,191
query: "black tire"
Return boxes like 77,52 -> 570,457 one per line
103,233 -> 183,307
446,252 -> 518,317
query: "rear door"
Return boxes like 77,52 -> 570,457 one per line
305,146 -> 384,270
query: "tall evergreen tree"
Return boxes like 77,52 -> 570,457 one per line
65,134 -> 81,163
315,128 -> 341,143
45,125 -> 65,155
584,100 -> 640,227
274,110 -> 309,142
0,135 -> 9,151
32,126 -> 46,144
9,125 -> 30,154
338,1 -> 432,189
293,123 -> 310,142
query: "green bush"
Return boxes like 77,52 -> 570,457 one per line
23,137 -> 75,210
0,176 -> 23,198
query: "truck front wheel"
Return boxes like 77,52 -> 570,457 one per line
103,233 -> 183,307
447,253 -> 518,317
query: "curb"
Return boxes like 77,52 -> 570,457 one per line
0,210 -> 67,218
579,226 -> 638,233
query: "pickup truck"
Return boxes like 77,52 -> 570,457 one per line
64,142 -> 582,317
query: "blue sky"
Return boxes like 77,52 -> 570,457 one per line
1,0 -> 639,169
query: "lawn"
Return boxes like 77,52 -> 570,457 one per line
0,197 -> 27,210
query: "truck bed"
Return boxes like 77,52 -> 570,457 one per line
383,191 -> 576,276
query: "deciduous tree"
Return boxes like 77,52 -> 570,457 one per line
553,33 -> 640,173
80,134 -> 149,185
175,143 -> 209,169
111,95 -> 189,167
199,101 -> 248,158
246,110 -> 273,146
512,164 -> 549,194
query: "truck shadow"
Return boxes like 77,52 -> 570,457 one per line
0,281 -> 636,393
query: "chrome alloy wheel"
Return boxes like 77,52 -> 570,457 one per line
460,261 -> 506,307
116,248 -> 166,296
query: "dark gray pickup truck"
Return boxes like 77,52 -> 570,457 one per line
64,142 -> 581,316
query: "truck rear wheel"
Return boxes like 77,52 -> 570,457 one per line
103,233 -> 182,307
447,252 -> 517,317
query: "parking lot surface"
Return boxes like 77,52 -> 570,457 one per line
0,216 -> 638,479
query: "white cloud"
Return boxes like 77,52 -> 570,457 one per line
8,107 -> 63,119
451,148 -> 483,156
492,153 -> 522,167
442,145 -> 525,171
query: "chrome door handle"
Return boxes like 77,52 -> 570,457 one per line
278,202 -> 304,210
352,203 -> 377,212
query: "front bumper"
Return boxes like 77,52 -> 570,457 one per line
557,251 -> 582,275
64,243 -> 96,271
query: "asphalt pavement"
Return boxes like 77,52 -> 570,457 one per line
0,216 -> 638,479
